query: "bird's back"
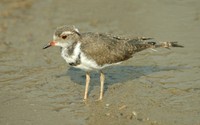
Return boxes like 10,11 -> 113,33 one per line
80,32 -> 151,66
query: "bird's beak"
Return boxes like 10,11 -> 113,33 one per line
43,41 -> 56,49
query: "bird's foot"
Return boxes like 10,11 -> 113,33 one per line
82,98 -> 89,104
95,98 -> 103,102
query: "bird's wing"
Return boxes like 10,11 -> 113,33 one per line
80,33 -> 136,66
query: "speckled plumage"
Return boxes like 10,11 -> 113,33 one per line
79,32 -> 152,66
43,25 -> 183,100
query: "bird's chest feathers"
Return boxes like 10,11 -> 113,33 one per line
61,42 -> 81,63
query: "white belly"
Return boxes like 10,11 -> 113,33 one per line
75,53 -> 121,71
76,53 -> 100,71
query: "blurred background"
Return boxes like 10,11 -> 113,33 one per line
0,0 -> 200,125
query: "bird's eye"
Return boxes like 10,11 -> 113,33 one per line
61,35 -> 67,39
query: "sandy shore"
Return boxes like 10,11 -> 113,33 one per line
1,0 -> 200,125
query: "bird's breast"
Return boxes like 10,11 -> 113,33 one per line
61,42 -> 81,64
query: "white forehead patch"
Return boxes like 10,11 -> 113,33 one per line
53,35 -> 58,40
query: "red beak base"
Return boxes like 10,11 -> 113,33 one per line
43,41 -> 56,49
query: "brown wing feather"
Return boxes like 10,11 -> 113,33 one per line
80,33 -> 139,66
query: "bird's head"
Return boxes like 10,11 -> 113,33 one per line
43,25 -> 81,49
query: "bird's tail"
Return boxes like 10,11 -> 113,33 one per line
147,41 -> 184,49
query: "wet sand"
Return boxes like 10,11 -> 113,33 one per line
1,0 -> 200,125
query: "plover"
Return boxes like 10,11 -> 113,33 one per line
43,25 -> 183,101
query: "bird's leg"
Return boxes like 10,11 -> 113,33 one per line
84,72 -> 90,101
99,71 -> 105,100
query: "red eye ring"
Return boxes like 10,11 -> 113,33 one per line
61,35 -> 67,39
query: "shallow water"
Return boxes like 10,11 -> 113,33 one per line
0,0 -> 200,125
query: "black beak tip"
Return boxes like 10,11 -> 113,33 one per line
43,44 -> 51,49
